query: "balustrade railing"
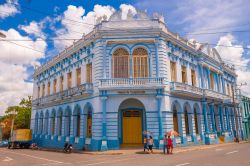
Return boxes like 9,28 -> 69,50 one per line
32,83 -> 93,106
203,89 -> 231,101
170,82 -> 203,96
99,77 -> 166,89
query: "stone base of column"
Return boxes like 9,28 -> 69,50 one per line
158,138 -> 164,149
191,135 -> 198,144
204,133 -> 219,145
181,136 -> 188,146
223,131 -> 233,143
100,138 -> 108,151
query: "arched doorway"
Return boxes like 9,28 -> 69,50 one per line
118,98 -> 146,146
183,103 -> 192,135
172,101 -> 182,135
84,103 -> 93,138
193,103 -> 201,135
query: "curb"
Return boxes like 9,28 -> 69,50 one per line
30,141 -> 249,155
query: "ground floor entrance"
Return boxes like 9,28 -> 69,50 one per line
122,110 -> 142,145
118,98 -> 145,146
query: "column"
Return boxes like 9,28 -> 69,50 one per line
221,75 -> 226,94
100,91 -> 108,151
102,41 -> 107,79
155,39 -> 159,77
72,68 -> 77,87
156,89 -> 163,149
207,69 -> 211,89
129,51 -> 133,78
63,72 -> 68,90
202,100 -> 209,133
210,104 -> 216,132
219,104 -> 225,132
225,107 -> 230,131
198,64 -> 204,88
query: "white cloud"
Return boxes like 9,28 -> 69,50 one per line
216,34 -> 250,96
0,28 -> 46,65
19,21 -> 45,38
0,0 -> 19,19
53,4 -> 115,50
0,28 -> 47,115
173,0 -> 250,43
120,4 -> 137,20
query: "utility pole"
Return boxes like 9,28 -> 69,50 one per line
232,82 -> 247,141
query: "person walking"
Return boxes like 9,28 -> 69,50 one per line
148,136 -> 154,153
163,135 -> 169,154
167,136 -> 173,154
143,135 -> 148,152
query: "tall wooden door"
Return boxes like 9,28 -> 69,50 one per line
122,110 -> 142,145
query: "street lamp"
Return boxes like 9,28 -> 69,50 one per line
0,32 -> 6,38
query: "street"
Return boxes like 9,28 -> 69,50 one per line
0,143 -> 249,166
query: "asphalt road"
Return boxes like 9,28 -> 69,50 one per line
0,143 -> 249,166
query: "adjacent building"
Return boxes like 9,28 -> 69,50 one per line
31,10 -> 243,151
240,95 -> 250,139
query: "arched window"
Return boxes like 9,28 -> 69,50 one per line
112,48 -> 129,78
132,48 -> 148,78
184,108 -> 190,135
51,112 -> 56,135
173,105 -> 179,132
58,111 -> 63,136
87,110 -> 92,137
194,108 -> 199,134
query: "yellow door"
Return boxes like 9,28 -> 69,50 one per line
122,110 -> 142,145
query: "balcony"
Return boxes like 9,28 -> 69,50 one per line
203,89 -> 232,101
169,82 -> 203,98
99,77 -> 166,90
32,83 -> 93,106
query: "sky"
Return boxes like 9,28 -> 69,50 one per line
0,0 -> 250,115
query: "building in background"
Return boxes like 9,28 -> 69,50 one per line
240,95 -> 250,139
31,9 -> 243,151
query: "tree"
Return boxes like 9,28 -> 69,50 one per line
0,96 -> 32,139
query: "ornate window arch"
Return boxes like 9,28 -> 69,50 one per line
112,48 -> 129,78
132,48 -> 148,78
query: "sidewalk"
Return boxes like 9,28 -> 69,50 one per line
81,141 -> 249,155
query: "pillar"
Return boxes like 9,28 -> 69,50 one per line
225,107 -> 230,131
156,89 -> 163,149
221,75 -> 226,94
202,99 -> 209,144
100,92 -> 108,151
155,39 -> 159,77
210,104 -> 216,132
207,69 -> 211,89
219,104 -> 225,132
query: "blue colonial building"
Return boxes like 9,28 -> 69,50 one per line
31,10 -> 243,151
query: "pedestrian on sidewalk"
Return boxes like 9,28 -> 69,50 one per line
167,136 -> 173,154
163,135 -> 169,154
143,135 -> 148,152
148,136 -> 154,153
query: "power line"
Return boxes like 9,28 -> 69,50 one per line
1,40 -> 45,54
186,29 -> 250,35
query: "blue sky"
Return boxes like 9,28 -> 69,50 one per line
0,0 -> 250,114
